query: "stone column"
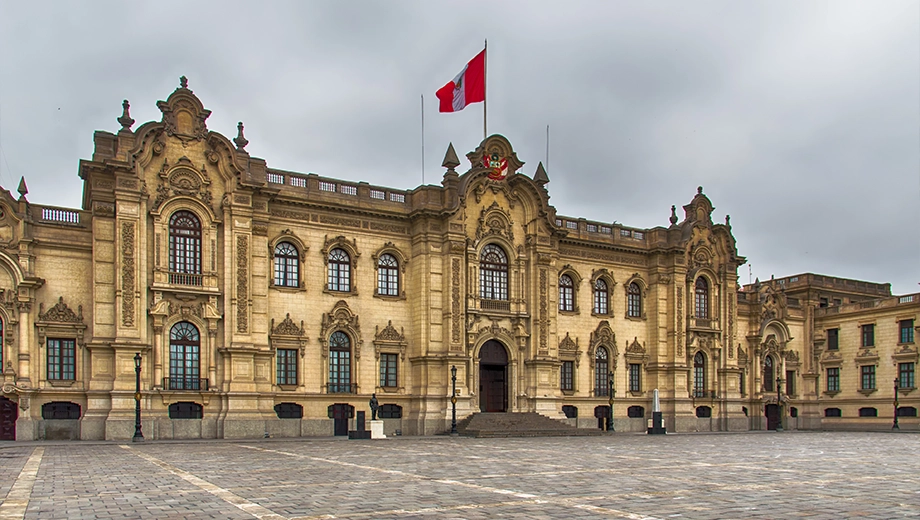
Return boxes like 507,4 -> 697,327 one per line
17,302 -> 30,384
152,325 -> 163,388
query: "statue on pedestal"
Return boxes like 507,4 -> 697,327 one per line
369,393 -> 380,421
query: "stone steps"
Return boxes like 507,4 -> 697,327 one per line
456,412 -> 607,438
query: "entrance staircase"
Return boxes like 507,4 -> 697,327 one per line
455,412 -> 607,438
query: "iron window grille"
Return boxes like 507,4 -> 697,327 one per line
694,277 -> 709,319
328,331 -> 352,393
169,322 -> 201,390
693,352 -> 706,398
595,348 -> 609,397
168,211 -> 202,285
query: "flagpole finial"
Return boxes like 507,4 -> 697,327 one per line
442,143 -> 460,171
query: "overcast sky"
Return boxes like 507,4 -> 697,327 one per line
0,1 -> 917,294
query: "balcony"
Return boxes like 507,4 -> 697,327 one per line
688,316 -> 720,331
168,272 -> 204,286
163,377 -> 209,391
481,299 -> 511,312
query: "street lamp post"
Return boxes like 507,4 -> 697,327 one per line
450,365 -> 458,436
775,376 -> 783,432
893,378 -> 900,430
133,352 -> 144,442
607,372 -> 615,432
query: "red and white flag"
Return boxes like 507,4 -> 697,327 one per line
436,49 -> 485,113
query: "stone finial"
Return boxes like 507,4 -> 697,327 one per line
117,99 -> 135,131
534,161 -> 549,185
17,177 -> 28,198
234,122 -> 249,151
442,142 -> 460,170
725,214 -> 731,227
697,186 -> 703,195
179,76 -> 188,89
669,205 -> 678,226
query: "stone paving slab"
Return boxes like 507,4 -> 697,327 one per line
0,432 -> 918,519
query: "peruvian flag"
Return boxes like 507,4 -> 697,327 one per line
436,49 -> 486,113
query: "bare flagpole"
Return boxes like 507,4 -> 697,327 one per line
483,39 -> 488,140
421,94 -> 425,185
546,124 -> 550,172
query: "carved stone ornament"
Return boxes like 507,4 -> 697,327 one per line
475,201 -> 514,243
588,320 -> 618,369
272,313 -> 305,336
39,297 -> 83,323
319,300 -> 362,359
375,320 -> 405,342
321,235 -> 360,268
374,320 -> 407,361
558,332 -> 578,352
157,77 -> 212,142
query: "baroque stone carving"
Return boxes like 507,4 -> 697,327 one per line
589,320 -> 618,369
451,258 -> 461,343
476,202 -> 514,243
236,235 -> 249,333
539,269 -> 548,352
319,300 -> 362,359
272,313 -> 304,336
121,221 -> 136,327
677,289 -> 683,357
39,297 -> 83,323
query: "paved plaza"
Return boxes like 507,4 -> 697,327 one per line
1,431 -> 919,519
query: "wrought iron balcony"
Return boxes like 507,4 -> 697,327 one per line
481,299 -> 511,312
163,377 -> 209,391
169,272 -> 204,286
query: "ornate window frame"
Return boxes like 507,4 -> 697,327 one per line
623,273 -> 647,320
269,230 -> 308,292
36,297 -> 86,387
269,313 -> 307,390
372,243 -> 408,300
322,236 -> 360,296
373,320 -> 407,393
624,337 -> 648,396
558,332 -> 581,395
590,269 -> 616,317
558,265 -> 581,315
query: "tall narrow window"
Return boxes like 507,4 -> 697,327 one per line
379,353 -> 398,388
785,370 -> 795,395
900,319 -> 915,344
826,367 -> 840,392
627,282 -> 642,318
276,349 -> 298,385
273,242 -> 299,287
47,338 -> 76,380
827,328 -> 838,350
861,365 -> 876,390
694,277 -> 709,319
861,324 -> 875,347
763,356 -> 775,392
900,362 -> 915,388
169,211 -> 202,285
377,254 -> 399,296
559,274 -> 574,312
480,244 -> 508,301
168,322 -> 201,390
328,331 -> 352,393
561,361 -> 574,391
327,248 -> 351,292
629,363 -> 641,392
693,352 -> 706,398
593,279 -> 608,314
595,347 -> 609,397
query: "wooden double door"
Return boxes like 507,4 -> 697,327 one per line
765,404 -> 780,430
0,397 -> 16,440
479,340 -> 508,413
329,403 -> 354,436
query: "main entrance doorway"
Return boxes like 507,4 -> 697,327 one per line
479,340 -> 508,412
0,397 -> 17,440
328,403 -> 354,436
765,403 -> 780,430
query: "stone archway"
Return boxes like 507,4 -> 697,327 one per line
479,340 -> 509,412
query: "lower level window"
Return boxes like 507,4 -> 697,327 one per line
277,349 -> 298,385
379,353 -> 398,388
858,407 -> 878,417
379,404 -> 402,419
47,338 -> 76,380
629,363 -> 641,392
561,361 -> 574,391
861,365 -> 876,390
899,363 -> 915,388
826,368 -> 840,392
824,408 -> 841,417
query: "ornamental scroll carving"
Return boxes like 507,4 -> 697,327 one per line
122,221 -> 136,327
39,297 -> 83,324
272,314 -> 304,336
677,289 -> 683,357
319,300 -> 362,359
539,269 -> 548,353
476,202 -> 514,243
270,313 -> 308,358
236,235 -> 249,333
451,258 -> 461,343
151,162 -> 214,212
558,332 -> 581,366
374,320 -> 407,361
36,297 -> 86,350
588,320 -> 618,369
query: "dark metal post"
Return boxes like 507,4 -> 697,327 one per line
776,376 -> 783,432
607,372 -> 615,432
133,352 -> 144,442
450,365 -> 458,435
893,378 -> 900,430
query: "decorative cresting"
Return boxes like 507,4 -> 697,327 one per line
121,221 -> 136,327
588,321 -> 618,369
152,157 -> 214,212
625,337 -> 649,365
373,320 -> 407,361
36,297 -> 86,349
270,313 -> 307,358
466,134 -> 524,178
558,332 -> 582,367
467,315 -> 527,354
475,201 -> 514,244
319,300 -> 362,359
157,76 -> 212,143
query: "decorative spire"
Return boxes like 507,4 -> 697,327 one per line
117,99 -> 134,131
697,186 -> 703,195
234,121 -> 249,151
179,76 -> 188,89
725,214 -> 731,228
17,177 -> 28,199
669,205 -> 678,226
441,142 -> 460,170
533,161 -> 549,185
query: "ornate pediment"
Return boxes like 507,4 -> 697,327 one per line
272,313 -> 304,337
319,300 -> 362,358
152,159 -> 214,211
626,337 -> 645,355
588,321 -> 618,369
373,320 -> 407,361
157,76 -> 211,142
375,320 -> 405,342
38,297 -> 83,324
559,332 -> 578,352
475,201 -> 514,243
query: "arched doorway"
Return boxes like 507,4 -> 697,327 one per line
765,403 -> 780,430
0,396 -> 17,440
479,340 -> 508,412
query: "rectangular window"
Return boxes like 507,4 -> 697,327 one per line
827,328 -> 838,350
629,363 -> 641,393
47,338 -> 76,380
900,319 -> 915,344
861,324 -> 875,347
328,350 -> 352,393
785,370 -> 795,395
319,181 -> 336,192
819,297 -> 828,308
899,362 -> 915,388
826,367 -> 840,392
561,361 -> 574,391
740,371 -> 746,396
379,353 -> 398,388
276,349 -> 298,385
861,365 -> 876,390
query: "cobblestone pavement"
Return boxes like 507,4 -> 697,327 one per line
1,431 -> 919,519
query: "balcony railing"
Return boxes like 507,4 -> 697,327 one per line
327,382 -> 357,394
481,299 -> 511,312
169,272 -> 203,286
163,377 -> 209,391
689,317 -> 719,330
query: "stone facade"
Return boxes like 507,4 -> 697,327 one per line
0,79 -> 916,440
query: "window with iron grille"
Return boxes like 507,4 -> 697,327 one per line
900,319 -> 915,344
42,402 -> 81,420
274,403 -> 303,419
169,322 -> 200,390
627,282 -> 642,317
379,404 -> 402,418
826,367 -> 840,392
169,402 -> 202,419
899,362 -> 915,388
861,324 -> 874,347
629,363 -> 641,392
379,353 -> 398,388
561,361 -> 574,391
861,365 -> 875,390
693,352 -> 706,397
479,244 -> 508,301
858,407 -> 877,417
595,348 -> 609,396
694,277 -> 709,319
827,328 -> 838,350
273,242 -> 299,287
824,407 -> 841,417
328,331 -> 352,393
559,274 -> 574,312
47,338 -> 76,380
593,279 -> 608,314
276,349 -> 298,385
627,406 -> 645,418
377,254 -> 399,296
327,248 -> 351,292
169,211 -> 202,280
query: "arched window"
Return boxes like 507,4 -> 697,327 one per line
274,403 -> 303,419
627,405 -> 645,418
627,282 -> 642,318
169,211 -> 202,285
763,356 -> 775,392
480,244 -> 508,301
559,274 -> 574,312
595,347 -> 609,397
693,351 -> 706,398
328,331 -> 352,393
168,402 -> 203,419
168,322 -> 202,390
273,242 -> 299,287
694,277 -> 709,319
327,248 -> 351,292
377,253 -> 399,296
41,402 -> 81,420
593,279 -> 608,314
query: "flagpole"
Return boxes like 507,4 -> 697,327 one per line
483,39 -> 487,140
546,124 -> 550,172
421,94 -> 425,185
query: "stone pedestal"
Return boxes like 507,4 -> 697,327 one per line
647,411 -> 667,434
348,411 -> 371,439
370,420 -> 386,439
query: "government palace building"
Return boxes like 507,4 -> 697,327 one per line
0,79 -> 917,440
